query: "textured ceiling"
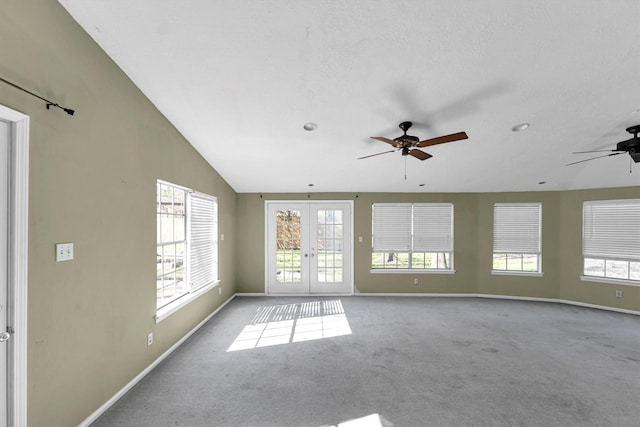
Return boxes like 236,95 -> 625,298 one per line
58,0 -> 640,193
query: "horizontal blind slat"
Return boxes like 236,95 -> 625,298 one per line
493,203 -> 541,253
189,193 -> 218,290
413,203 -> 453,252
583,200 -> 640,261
372,204 -> 412,251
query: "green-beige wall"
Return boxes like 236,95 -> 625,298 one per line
1,2 -> 638,426
1,2 -> 237,426
236,189 -> 639,311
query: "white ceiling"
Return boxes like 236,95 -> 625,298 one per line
59,0 -> 640,193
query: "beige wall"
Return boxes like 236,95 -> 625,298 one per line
1,2 -> 236,426
237,189 -> 639,311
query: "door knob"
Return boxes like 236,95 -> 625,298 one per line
0,331 -> 11,342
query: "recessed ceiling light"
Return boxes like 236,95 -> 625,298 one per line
511,123 -> 530,132
303,122 -> 318,131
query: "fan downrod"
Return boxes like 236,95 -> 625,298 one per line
626,124 -> 640,138
399,121 -> 413,134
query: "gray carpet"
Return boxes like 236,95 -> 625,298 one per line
92,297 -> 640,426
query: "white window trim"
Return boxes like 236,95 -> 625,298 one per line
156,180 -> 219,321
371,203 -> 454,271
370,269 -> 456,275
492,203 -> 542,274
580,276 -> 639,287
492,270 -> 544,277
582,199 -> 640,283
155,279 -> 221,323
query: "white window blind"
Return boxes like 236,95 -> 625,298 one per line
189,192 -> 218,290
413,203 -> 453,252
372,203 -> 453,252
372,204 -> 411,251
583,199 -> 640,261
493,203 -> 541,253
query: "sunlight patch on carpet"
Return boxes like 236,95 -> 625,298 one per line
227,299 -> 352,351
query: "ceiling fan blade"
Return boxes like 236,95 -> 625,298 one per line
357,149 -> 397,160
565,152 -> 624,166
370,136 -> 399,147
571,149 -> 625,154
408,149 -> 432,161
417,131 -> 468,148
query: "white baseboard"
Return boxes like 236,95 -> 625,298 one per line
79,294 -> 237,427
354,292 -> 640,316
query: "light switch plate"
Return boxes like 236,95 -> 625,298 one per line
56,243 -> 74,262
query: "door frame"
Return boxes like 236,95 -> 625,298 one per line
264,200 -> 354,296
0,104 -> 29,427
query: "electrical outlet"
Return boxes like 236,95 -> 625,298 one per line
218,287 -> 222,295
358,236 -> 363,243
147,332 -> 153,346
615,290 -> 623,298
413,278 -> 419,285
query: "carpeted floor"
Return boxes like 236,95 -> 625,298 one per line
92,296 -> 640,426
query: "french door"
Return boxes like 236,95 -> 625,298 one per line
266,201 -> 353,295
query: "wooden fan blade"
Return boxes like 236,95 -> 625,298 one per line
417,131 -> 468,148
358,149 -> 396,160
408,149 -> 432,161
370,136 -> 399,147
566,152 -> 623,166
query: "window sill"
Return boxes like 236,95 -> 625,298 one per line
370,269 -> 456,274
155,280 -> 221,323
580,275 -> 640,287
492,270 -> 543,277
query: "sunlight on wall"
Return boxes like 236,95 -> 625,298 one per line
227,300 -> 352,352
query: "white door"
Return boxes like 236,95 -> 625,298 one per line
0,119 -> 9,424
266,201 -> 353,295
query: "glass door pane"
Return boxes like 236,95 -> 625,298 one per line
309,203 -> 351,294
267,203 -> 309,294
276,209 -> 302,283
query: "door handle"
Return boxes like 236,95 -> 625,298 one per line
0,331 -> 10,342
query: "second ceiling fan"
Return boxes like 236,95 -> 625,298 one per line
359,121 -> 468,161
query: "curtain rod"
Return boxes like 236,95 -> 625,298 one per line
0,76 -> 74,116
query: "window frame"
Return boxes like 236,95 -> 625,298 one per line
491,202 -> 543,276
371,203 -> 454,273
581,199 -> 640,286
156,180 -> 220,322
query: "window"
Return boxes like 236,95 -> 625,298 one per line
582,199 -> 640,283
371,203 -> 453,271
492,203 -> 542,274
157,181 -> 218,318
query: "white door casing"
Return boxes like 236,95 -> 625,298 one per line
0,104 -> 29,427
0,119 -> 8,423
265,201 -> 353,295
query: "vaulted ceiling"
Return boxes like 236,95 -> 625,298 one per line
59,0 -> 640,193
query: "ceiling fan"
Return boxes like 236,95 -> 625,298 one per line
358,121 -> 469,161
567,124 -> 640,166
